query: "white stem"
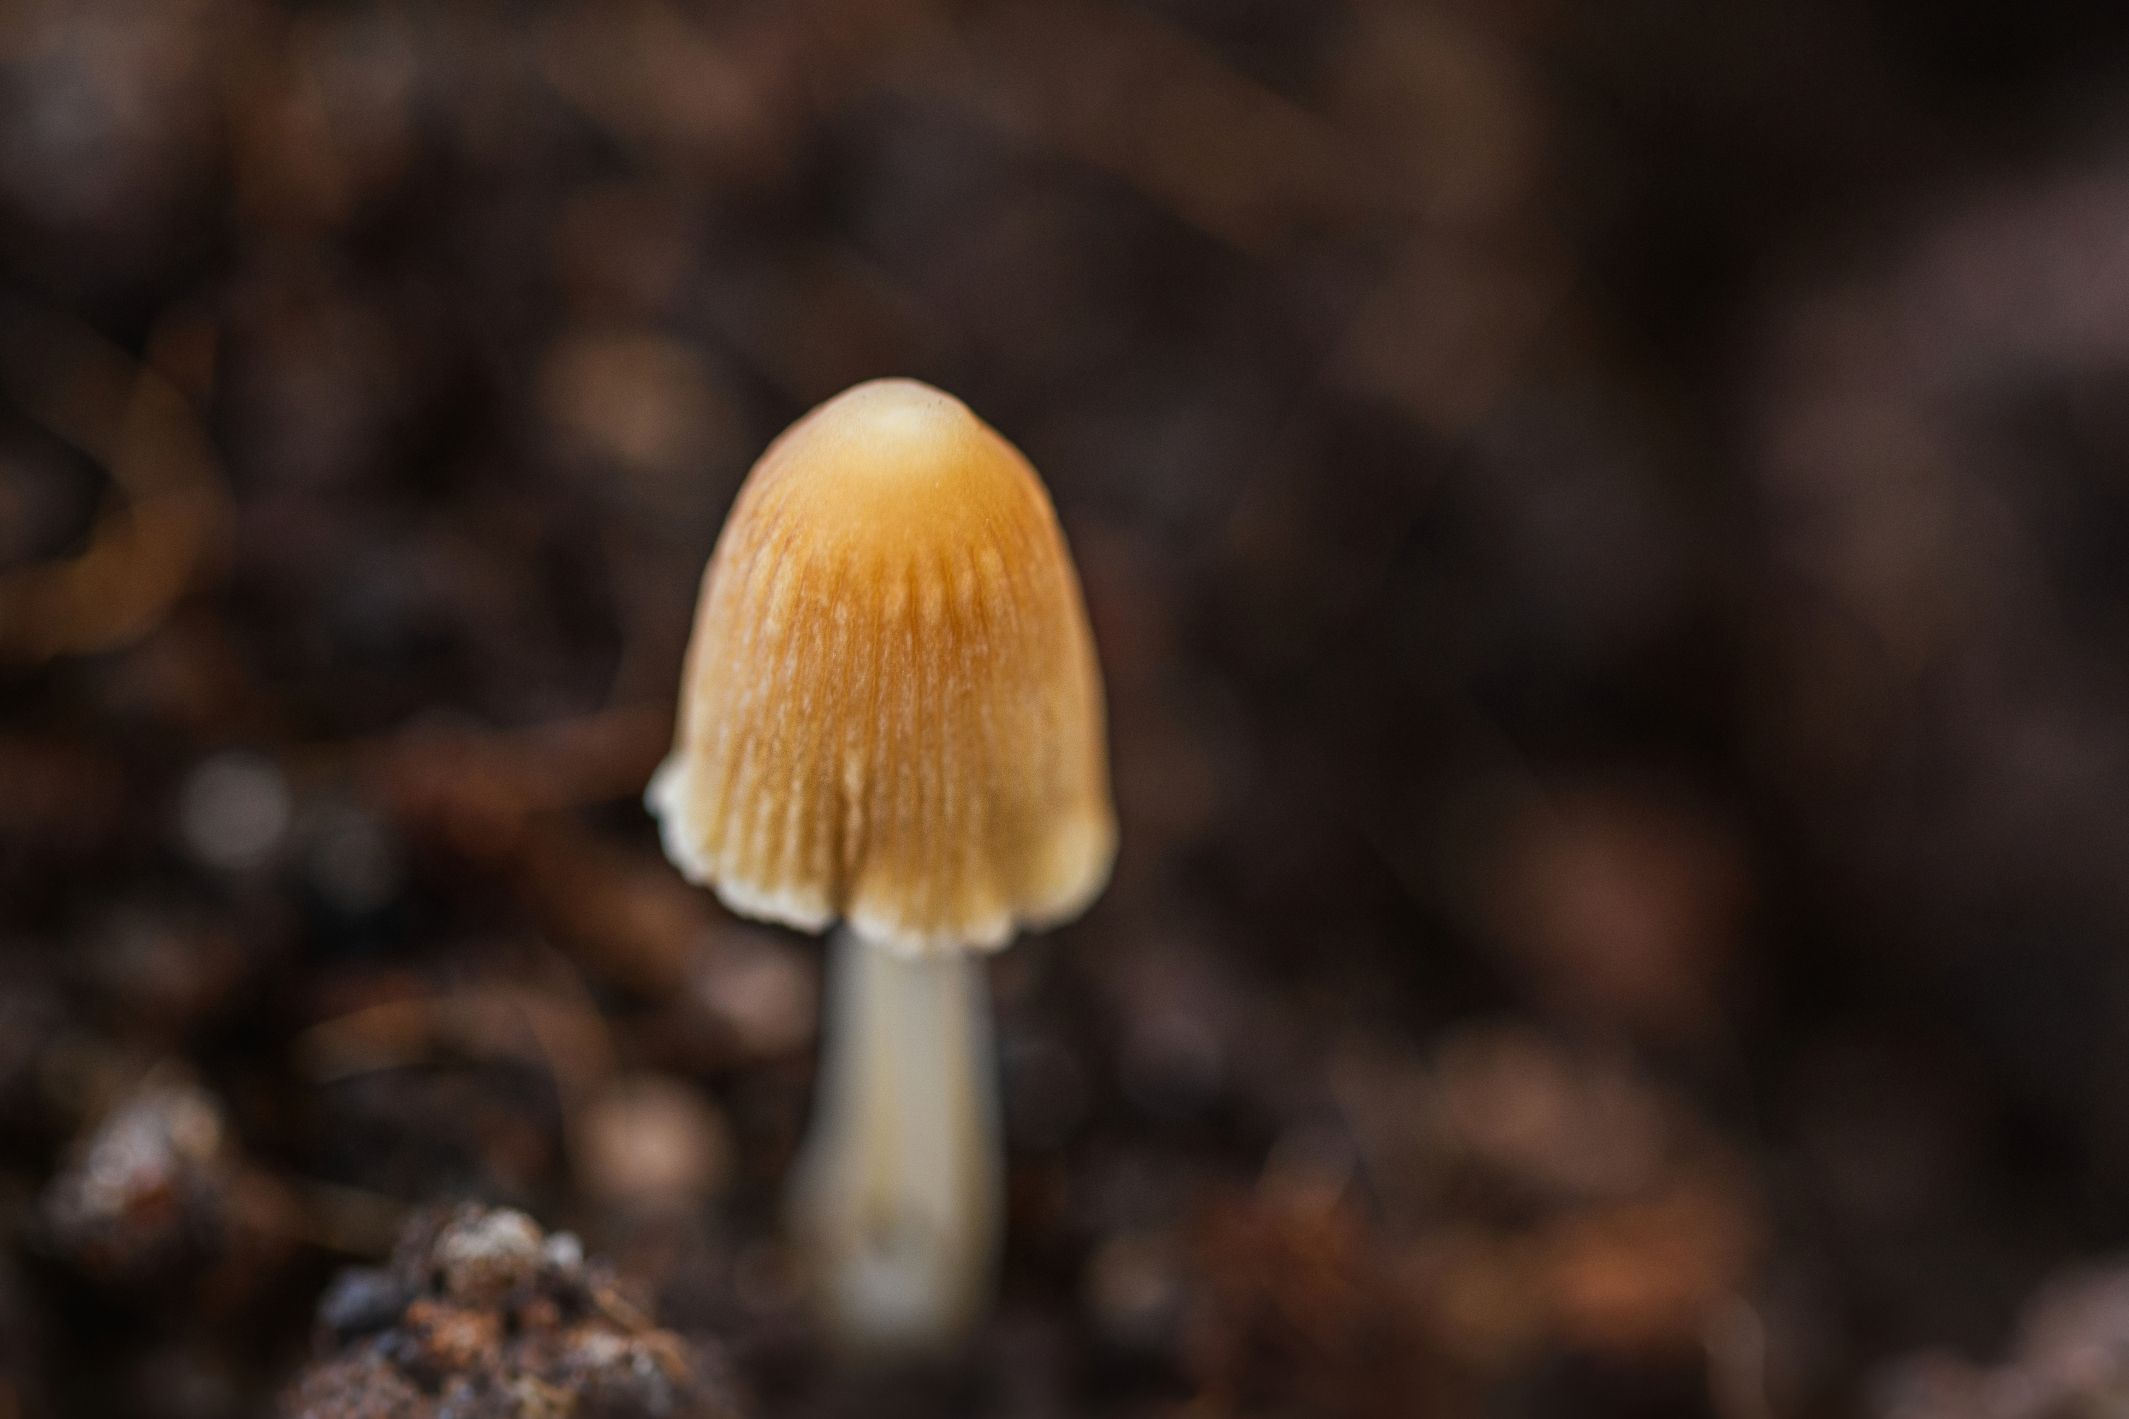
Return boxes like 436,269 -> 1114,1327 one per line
789,929 -> 1002,1351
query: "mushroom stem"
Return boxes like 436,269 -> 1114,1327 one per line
790,927 -> 1003,1351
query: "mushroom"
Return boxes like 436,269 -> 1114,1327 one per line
646,378 -> 1114,1348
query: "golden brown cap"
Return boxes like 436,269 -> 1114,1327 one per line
648,378 -> 1114,955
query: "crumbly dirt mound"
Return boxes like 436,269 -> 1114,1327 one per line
282,1205 -> 744,1419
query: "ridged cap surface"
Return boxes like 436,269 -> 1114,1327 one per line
648,379 -> 1114,955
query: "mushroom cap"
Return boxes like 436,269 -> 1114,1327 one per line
648,378 -> 1115,956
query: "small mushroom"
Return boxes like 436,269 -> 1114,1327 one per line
647,378 -> 1114,1349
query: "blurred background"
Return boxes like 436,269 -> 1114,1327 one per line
7,0 -> 2129,1414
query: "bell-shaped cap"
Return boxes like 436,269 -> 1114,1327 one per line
648,378 -> 1115,955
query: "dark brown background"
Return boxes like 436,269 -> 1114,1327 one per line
7,0 -> 2129,1414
